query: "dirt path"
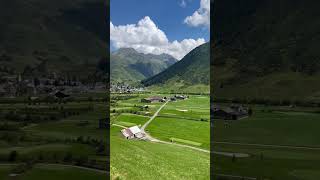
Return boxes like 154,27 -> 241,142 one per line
214,141 -> 320,150
140,101 -> 249,158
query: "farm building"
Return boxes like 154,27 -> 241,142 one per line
174,95 -> 188,100
212,104 -> 249,120
121,126 -> 145,139
141,96 -> 165,103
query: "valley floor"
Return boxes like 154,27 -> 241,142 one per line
213,104 -> 320,180
110,93 -> 210,179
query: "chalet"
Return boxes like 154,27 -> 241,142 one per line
141,96 -> 165,103
212,104 -> 248,120
121,126 -> 144,139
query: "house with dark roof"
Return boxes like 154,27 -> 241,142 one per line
212,104 -> 249,120
141,96 -> 165,103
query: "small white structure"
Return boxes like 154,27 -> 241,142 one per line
121,126 -> 144,139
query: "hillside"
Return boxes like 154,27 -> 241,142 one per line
0,0 -> 107,80
212,0 -> 320,102
142,42 -> 210,93
110,48 -> 177,83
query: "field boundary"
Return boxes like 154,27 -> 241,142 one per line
214,141 -> 320,150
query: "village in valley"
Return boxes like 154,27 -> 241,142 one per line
0,66 -> 108,178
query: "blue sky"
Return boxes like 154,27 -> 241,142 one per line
111,0 -> 209,42
110,0 -> 210,60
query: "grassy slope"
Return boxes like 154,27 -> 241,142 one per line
110,94 -> 210,179
143,43 -> 209,93
110,126 -> 209,180
212,0 -> 320,101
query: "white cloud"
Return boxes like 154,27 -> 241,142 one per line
110,16 -> 205,60
184,0 -> 210,28
179,0 -> 187,8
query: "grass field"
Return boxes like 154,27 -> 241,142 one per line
0,96 -> 108,178
110,126 -> 209,180
148,95 -> 210,149
213,104 -> 320,179
110,94 -> 210,179
0,164 -> 106,180
170,138 -> 202,146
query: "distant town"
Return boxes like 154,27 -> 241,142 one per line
0,73 -> 106,98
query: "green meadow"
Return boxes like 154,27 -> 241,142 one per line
110,94 -> 210,179
213,104 -> 320,179
0,95 -> 108,178
110,126 -> 209,180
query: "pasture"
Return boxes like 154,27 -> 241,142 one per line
110,126 -> 210,180
110,94 -> 210,179
0,96 -> 108,177
213,104 -> 320,179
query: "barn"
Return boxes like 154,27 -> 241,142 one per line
212,104 -> 249,120
121,126 -> 145,139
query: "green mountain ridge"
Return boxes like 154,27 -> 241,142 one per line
110,48 -> 177,84
0,0 -> 107,80
142,42 -> 210,93
212,0 -> 320,102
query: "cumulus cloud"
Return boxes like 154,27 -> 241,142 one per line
184,0 -> 210,28
110,16 -> 205,60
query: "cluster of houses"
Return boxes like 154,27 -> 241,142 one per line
141,94 -> 189,103
110,83 -> 144,93
0,74 -> 106,97
212,104 -> 250,120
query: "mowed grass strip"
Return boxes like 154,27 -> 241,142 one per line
170,138 -> 202,146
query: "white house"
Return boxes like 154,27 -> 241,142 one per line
121,125 -> 144,139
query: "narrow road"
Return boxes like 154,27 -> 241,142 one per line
214,141 -> 320,150
141,100 -> 169,132
140,101 -> 249,158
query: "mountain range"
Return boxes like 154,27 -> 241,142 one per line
110,48 -> 177,84
212,0 -> 320,102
